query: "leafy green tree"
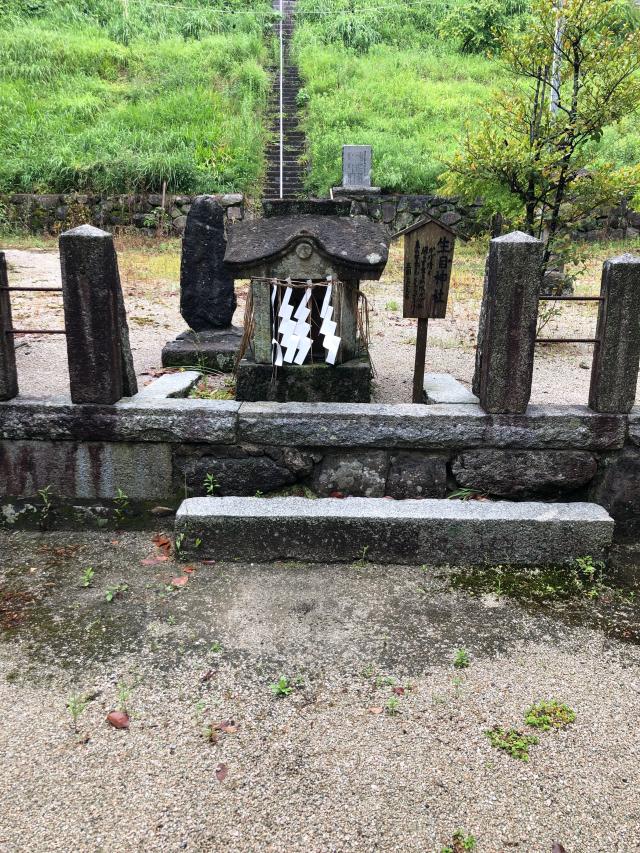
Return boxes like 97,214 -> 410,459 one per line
442,0 -> 640,271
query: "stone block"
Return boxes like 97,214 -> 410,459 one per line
174,445 -> 314,497
161,327 -> 242,373
452,449 -> 598,497
133,371 -> 201,399
0,440 -> 172,500
590,446 -> 640,538
589,253 -> 640,414
175,496 -> 614,566
235,357 -> 371,403
180,196 -> 236,331
424,373 -> 478,405
0,397 -> 239,445
313,450 -> 388,496
59,224 -> 137,404
237,402 -> 625,450
474,231 -> 543,414
386,452 -> 448,498
629,408 -> 640,445
172,215 -> 188,235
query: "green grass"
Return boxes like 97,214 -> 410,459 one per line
293,0 -> 640,195
0,0 -> 274,194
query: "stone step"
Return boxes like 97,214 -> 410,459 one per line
175,497 -> 614,566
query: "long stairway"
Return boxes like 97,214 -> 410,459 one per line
264,0 -> 306,199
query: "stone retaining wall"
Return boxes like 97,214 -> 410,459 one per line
0,193 -> 245,236
1,383 -> 638,542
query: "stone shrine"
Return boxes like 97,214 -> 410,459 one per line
333,145 -> 381,198
225,214 -> 390,402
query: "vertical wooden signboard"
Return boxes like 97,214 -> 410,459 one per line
396,217 -> 457,402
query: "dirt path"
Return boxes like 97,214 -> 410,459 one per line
3,243 -> 638,406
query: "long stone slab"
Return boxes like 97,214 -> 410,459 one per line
132,371 -> 201,400
0,397 -> 238,444
237,402 -> 626,450
175,496 -> 614,566
424,373 -> 478,405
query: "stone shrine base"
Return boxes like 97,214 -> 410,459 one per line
161,326 -> 242,372
235,356 -> 372,402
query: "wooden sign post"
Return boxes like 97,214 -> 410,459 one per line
395,216 -> 457,402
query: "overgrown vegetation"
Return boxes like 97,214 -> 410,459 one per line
294,0 -> 640,197
0,0 -> 274,194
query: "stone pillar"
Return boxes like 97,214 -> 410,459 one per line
252,278 -> 273,364
59,224 -> 137,404
589,253 -> 640,414
474,231 -> 543,414
0,252 -> 19,401
180,195 -> 235,331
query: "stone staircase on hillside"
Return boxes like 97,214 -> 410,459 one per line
264,0 -> 306,199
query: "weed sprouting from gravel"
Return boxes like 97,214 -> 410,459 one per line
66,693 -> 89,733
270,675 -> 293,697
525,700 -> 576,731
485,726 -> 539,761
440,829 -> 477,852
453,648 -> 470,669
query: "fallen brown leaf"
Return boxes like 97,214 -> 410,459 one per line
171,576 -> 188,588
368,706 -> 384,715
551,844 -> 567,853
215,762 -> 228,782
200,669 -> 218,683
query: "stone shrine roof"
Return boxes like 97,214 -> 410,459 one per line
224,215 -> 390,276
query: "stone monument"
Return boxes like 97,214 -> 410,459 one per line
333,145 -> 380,198
162,195 -> 242,371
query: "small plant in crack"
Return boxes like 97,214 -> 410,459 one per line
203,473 -> 219,496
270,675 -> 294,697
440,829 -> 477,853
113,488 -> 129,523
80,567 -> 95,588
105,582 -> 128,603
66,693 -> 89,734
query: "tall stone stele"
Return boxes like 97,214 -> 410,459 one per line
162,195 -> 241,371
473,231 -> 543,414
589,253 -> 640,414
59,225 -> 137,404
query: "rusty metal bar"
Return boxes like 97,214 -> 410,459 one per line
0,286 -> 63,293
539,295 -> 603,302
5,328 -> 66,335
536,337 -> 598,344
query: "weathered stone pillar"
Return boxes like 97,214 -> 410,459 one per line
589,253 -> 640,414
0,252 -> 19,401
59,225 -> 137,404
179,195 -> 236,331
473,231 -> 543,414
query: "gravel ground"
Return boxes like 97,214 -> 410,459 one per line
4,243 -> 639,406
1,530 -> 640,852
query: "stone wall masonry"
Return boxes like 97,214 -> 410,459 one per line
0,389 -> 638,539
0,193 -> 245,236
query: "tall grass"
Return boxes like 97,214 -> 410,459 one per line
0,0 -> 275,194
293,0 -> 640,195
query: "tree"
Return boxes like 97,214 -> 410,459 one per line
441,0 -> 640,274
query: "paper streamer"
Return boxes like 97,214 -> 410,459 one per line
270,281 -> 340,367
319,282 -> 341,365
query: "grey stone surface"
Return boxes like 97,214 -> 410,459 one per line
424,373 -> 478,405
237,402 -> 626,450
342,145 -> 372,188
175,445 -> 314,497
589,254 -> 640,413
629,408 -> 640,445
133,371 -> 201,399
313,450 -> 388,497
180,196 -> 236,331
474,231 -> 543,414
0,252 -> 18,401
386,452 -> 448,498
452,449 -> 598,497
235,358 -> 372,403
175,496 -> 614,565
0,439 -> 172,499
161,327 -> 242,372
590,446 -> 640,538
262,198 -> 351,218
0,397 -> 239,444
59,224 -> 137,404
